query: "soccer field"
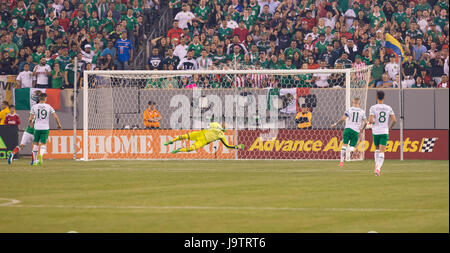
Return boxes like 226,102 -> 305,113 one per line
0,159 -> 448,233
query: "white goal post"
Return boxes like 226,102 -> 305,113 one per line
82,67 -> 372,160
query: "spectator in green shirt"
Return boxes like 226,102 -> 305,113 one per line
51,62 -> 64,89
370,58 -> 385,87
0,34 -> 19,58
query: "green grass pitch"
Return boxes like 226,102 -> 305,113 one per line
0,159 -> 448,233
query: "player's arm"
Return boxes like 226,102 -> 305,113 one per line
52,112 -> 62,129
28,113 -> 34,128
368,114 -> 374,124
360,118 -> 368,135
330,115 -> 347,128
220,138 -> 244,150
389,114 -> 397,131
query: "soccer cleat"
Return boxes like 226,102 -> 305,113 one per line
8,153 -> 14,165
38,154 -> 43,165
30,160 -> 34,166
32,161 -> 39,166
339,161 -> 344,167
374,169 -> 381,176
164,140 -> 174,146
374,164 -> 381,176
171,148 -> 181,154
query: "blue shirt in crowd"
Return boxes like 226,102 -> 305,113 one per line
114,39 -> 134,62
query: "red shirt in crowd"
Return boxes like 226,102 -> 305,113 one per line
167,27 -> 184,41
5,113 -> 20,125
58,17 -> 70,32
307,63 -> 319,69
233,27 -> 249,43
301,17 -> 316,30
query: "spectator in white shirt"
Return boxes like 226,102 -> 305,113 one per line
174,3 -> 195,30
173,37 -> 188,60
385,55 -> 400,81
32,58 -> 51,88
16,63 -> 34,88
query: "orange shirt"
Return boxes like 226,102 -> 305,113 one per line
295,111 -> 312,129
143,109 -> 161,128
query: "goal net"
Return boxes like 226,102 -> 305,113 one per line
82,66 -> 372,160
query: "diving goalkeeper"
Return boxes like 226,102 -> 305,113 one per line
164,122 -> 245,154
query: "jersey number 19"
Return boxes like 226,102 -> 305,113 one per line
36,109 -> 48,119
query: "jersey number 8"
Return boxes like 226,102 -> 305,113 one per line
378,111 -> 386,123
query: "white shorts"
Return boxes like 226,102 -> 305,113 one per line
20,132 -> 34,146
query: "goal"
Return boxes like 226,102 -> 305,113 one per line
82,66 -> 372,160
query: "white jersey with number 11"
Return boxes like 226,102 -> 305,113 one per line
344,107 -> 366,132
30,103 -> 55,130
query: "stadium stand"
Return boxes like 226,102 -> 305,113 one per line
0,0 -> 448,88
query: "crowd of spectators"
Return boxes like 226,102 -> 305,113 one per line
145,0 -> 449,89
0,0 -> 160,88
1,0 -> 448,90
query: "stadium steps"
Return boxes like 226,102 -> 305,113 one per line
133,1 -> 172,69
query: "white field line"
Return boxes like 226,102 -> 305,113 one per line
0,198 -> 21,206
0,199 -> 445,213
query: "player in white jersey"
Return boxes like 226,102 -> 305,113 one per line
368,91 -> 397,176
331,97 -> 367,167
28,93 -> 62,166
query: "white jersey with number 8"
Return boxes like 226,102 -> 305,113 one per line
30,103 -> 55,130
369,104 -> 394,135
344,107 -> 366,133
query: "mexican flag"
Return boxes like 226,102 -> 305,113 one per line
13,88 -> 61,110
267,88 -> 298,114
267,87 -> 311,114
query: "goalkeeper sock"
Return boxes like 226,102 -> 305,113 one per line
340,147 -> 347,162
32,145 -> 39,162
172,134 -> 190,142
378,153 -> 385,170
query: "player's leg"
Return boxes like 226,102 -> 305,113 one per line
172,132 -> 207,154
339,144 -> 347,166
340,129 -> 351,166
31,130 -> 42,166
375,135 -> 388,176
347,130 -> 359,161
37,130 -> 50,165
8,132 -> 34,164
373,134 -> 380,173
166,130 -> 205,145
173,140 -> 207,154
165,131 -> 201,145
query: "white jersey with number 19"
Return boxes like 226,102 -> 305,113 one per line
344,107 -> 366,132
369,104 -> 394,135
30,103 -> 55,130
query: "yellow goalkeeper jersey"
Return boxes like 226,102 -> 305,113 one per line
202,122 -> 234,148
203,128 -> 226,143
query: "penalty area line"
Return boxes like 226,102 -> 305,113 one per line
0,202 -> 445,213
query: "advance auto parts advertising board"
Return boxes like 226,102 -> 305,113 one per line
45,129 -> 447,160
238,129 -> 448,160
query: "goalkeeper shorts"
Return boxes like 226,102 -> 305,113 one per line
188,130 -> 208,149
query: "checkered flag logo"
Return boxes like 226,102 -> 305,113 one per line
420,138 -> 438,153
